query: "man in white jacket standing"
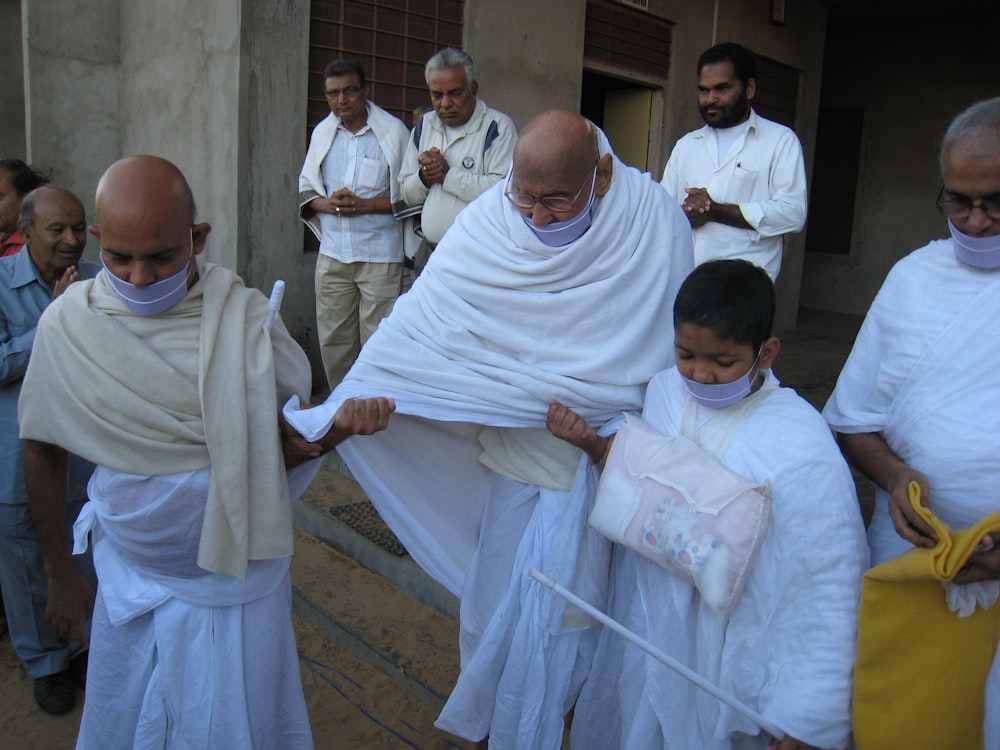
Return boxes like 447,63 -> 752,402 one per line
398,47 -> 517,250
299,59 -> 411,390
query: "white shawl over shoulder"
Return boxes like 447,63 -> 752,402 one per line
20,261 -> 312,579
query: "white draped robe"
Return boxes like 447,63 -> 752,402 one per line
823,239 -> 1000,745
286,149 -> 694,747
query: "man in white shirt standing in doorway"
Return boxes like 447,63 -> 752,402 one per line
661,42 -> 807,280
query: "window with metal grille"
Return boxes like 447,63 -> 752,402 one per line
584,0 -> 671,82
307,0 -> 464,131
753,55 -> 800,130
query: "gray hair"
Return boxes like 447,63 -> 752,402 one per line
18,185 -> 77,231
425,47 -> 476,86
940,96 -> 1000,171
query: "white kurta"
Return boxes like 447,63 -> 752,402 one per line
823,238 -> 1000,745
286,145 -> 695,748
571,368 -> 867,750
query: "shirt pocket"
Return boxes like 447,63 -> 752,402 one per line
357,156 -> 388,191
725,162 -> 762,203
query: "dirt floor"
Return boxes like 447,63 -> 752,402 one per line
0,616 -> 472,750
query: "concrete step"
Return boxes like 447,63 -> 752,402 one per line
291,455 -> 461,713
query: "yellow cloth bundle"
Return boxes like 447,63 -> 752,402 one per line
853,482 -> 1000,749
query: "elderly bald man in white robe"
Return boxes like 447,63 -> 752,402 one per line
286,110 -> 694,748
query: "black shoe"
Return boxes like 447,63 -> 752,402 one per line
69,651 -> 88,690
33,670 -> 76,714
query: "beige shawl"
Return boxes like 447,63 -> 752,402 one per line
19,260 -> 311,579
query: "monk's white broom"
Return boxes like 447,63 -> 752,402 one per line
527,568 -> 785,739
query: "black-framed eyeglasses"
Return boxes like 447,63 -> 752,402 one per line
505,167 -> 597,213
324,86 -> 363,100
936,186 -> 1000,221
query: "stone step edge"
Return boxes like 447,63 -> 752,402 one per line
290,584 -> 450,712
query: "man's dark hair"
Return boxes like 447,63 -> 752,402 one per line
697,43 -> 757,87
674,259 -> 775,353
323,59 -> 366,88
0,159 -> 50,197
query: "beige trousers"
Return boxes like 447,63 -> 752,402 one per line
314,254 -> 402,390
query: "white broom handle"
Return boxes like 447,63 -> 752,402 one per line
527,568 -> 784,739
265,279 -> 285,331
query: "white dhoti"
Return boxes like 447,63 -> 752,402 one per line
73,467 -> 313,750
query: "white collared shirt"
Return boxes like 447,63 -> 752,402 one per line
661,109 -> 807,280
319,123 -> 402,263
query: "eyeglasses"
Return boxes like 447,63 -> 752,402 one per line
505,167 -> 597,213
324,86 -> 363,100
936,186 -> 1000,221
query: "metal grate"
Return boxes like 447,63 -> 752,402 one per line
307,0 -> 464,130
753,55 -> 800,130
584,0 -> 671,81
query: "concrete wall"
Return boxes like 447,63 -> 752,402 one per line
800,12 -> 1000,316
120,1 -> 241,269
0,2 -> 26,158
20,0 -> 120,239
117,0 -> 319,384
238,1 -> 322,384
464,0 -> 587,129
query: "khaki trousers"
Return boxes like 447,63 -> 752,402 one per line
315,254 -> 402,390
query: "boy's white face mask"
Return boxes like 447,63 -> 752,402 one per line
681,348 -> 762,409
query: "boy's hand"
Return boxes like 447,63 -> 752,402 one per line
546,399 -> 609,465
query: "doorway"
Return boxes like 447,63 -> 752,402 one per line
581,70 -> 654,171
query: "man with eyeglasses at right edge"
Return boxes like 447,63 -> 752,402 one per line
823,96 -> 1000,748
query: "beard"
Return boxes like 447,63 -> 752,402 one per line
699,89 -> 750,129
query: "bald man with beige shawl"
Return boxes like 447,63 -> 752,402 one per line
19,257 -> 317,748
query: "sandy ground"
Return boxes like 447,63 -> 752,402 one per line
0,616 -> 472,750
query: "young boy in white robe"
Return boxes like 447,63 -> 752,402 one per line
546,260 -> 868,750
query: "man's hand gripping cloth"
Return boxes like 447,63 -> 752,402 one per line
854,482 -> 1000,750
19,260 -> 312,579
285,144 -> 694,747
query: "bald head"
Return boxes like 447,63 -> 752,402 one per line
514,110 -> 600,187
95,155 -> 196,230
19,185 -> 83,232
508,110 -> 613,227
92,155 -> 210,289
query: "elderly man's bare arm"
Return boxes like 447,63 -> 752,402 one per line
835,431 -> 936,547
24,439 -> 94,646
282,397 -> 396,467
